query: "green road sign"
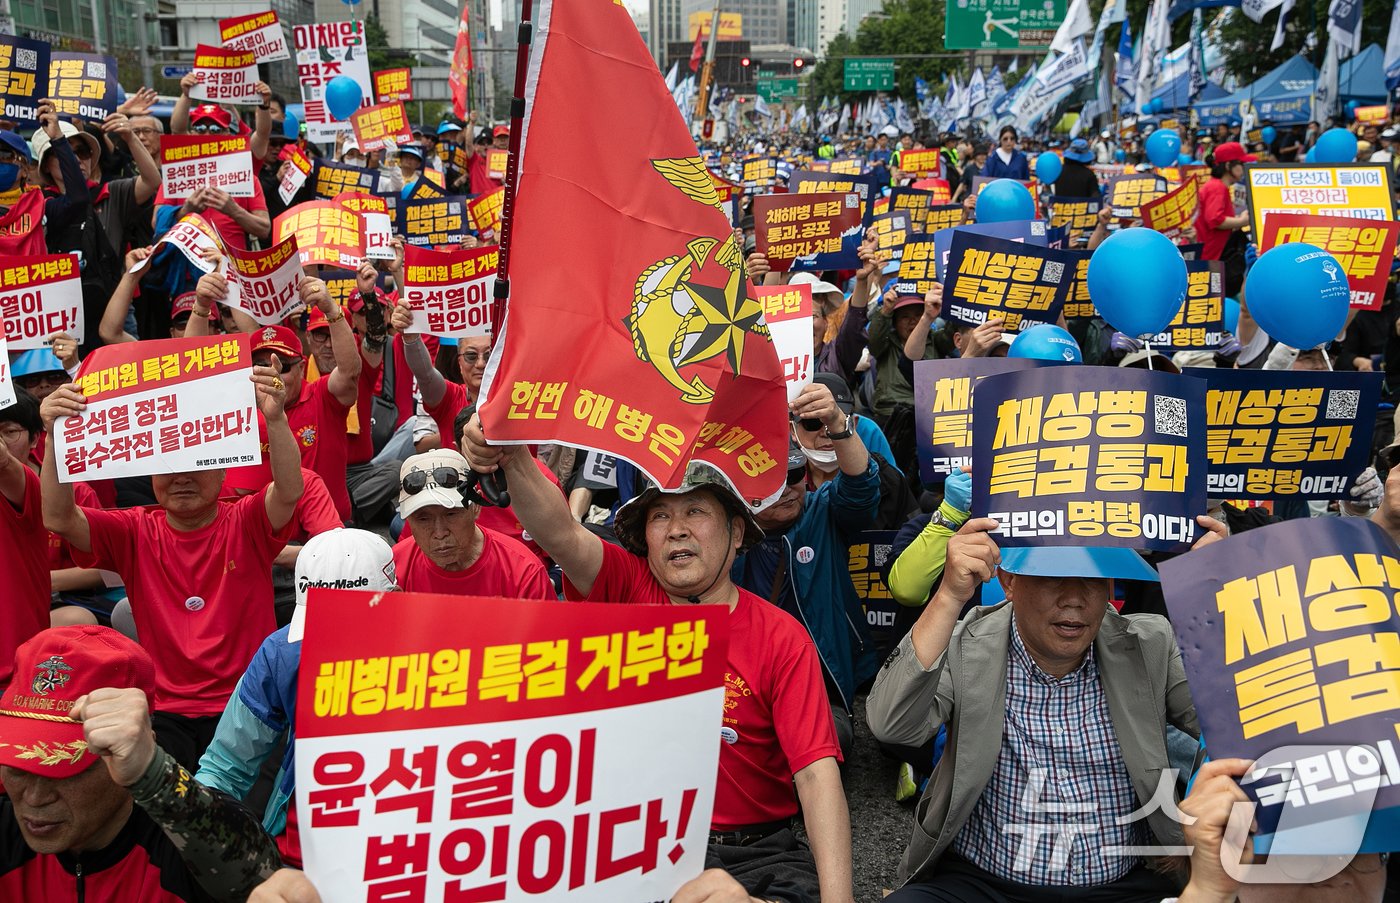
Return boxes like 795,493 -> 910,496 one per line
757,74 -> 801,101
944,0 -> 1067,51
843,58 -> 895,92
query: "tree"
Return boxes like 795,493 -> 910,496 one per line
1217,0 -> 1393,84
365,15 -> 418,72
808,0 -> 963,106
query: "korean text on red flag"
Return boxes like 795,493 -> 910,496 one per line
56,335 -> 259,483
159,135 -> 256,200
296,590 -> 728,902
0,254 -> 83,349
402,244 -> 498,337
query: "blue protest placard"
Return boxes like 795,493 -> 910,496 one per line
913,357 -> 1056,484
48,52 -> 118,120
846,530 -> 904,656
789,169 -> 878,226
943,231 -> 1074,332
312,159 -> 381,199
0,36 -> 50,126
397,196 -> 470,247
972,365 -> 1208,550
1160,517 -> 1400,854
931,219 -> 1048,282
1184,367 -> 1383,500
1145,259 -> 1225,353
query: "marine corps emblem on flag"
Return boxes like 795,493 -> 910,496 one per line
626,157 -> 769,405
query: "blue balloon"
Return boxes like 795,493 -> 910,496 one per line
1114,148 -> 1126,162
282,112 -> 300,140
1034,151 -> 1062,184
1009,323 -> 1083,362
1150,98 -> 1165,114
1222,297 -> 1240,335
1305,145 -> 1317,162
1177,152 -> 1193,165
1313,127 -> 1358,163
1087,228 -> 1188,337
324,75 -> 363,122
1260,125 -> 1277,145
1346,100 -> 1361,118
1244,243 -> 1351,349
1145,128 -> 1181,168
1140,103 -> 1153,115
975,179 -> 1035,224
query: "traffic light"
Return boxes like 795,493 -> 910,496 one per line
740,57 -> 751,67
793,57 -> 805,69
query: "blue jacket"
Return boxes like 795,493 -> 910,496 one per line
732,459 -> 882,711
195,627 -> 300,839
981,150 -> 1030,181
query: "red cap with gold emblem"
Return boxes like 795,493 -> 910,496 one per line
0,627 -> 156,778
250,324 -> 303,360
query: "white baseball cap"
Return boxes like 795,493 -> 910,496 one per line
787,272 -> 843,300
290,528 -> 398,642
397,449 -> 472,520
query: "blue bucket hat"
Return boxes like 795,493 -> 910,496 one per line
1064,138 -> 1094,164
999,546 -> 1160,582
11,349 -> 66,379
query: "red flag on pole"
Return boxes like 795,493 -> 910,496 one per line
449,1 -> 473,119
478,0 -> 787,506
689,29 -> 704,72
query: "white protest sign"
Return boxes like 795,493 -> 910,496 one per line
159,135 -> 256,200
0,331 -> 15,410
188,45 -> 260,105
753,283 -> 814,402
402,244 -> 498,337
0,254 -> 84,349
220,10 -> 291,62
279,148 -> 313,205
224,237 -> 306,325
132,214 -> 225,276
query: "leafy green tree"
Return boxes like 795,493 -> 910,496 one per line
1217,0 -> 1393,83
365,15 -> 418,71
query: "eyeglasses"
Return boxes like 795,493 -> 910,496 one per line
16,373 -> 65,388
460,350 -> 491,364
131,126 -> 159,136
0,425 -> 28,442
401,466 -> 465,495
191,123 -> 222,135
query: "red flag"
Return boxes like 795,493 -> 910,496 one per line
689,29 -> 704,73
478,0 -> 787,505
449,1 -> 473,119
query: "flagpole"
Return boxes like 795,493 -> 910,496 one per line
693,3 -> 722,130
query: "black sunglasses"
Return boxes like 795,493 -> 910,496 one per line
402,466 -> 465,496
786,465 -> 807,486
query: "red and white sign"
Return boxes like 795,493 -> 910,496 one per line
294,21 -> 372,143
279,146 -> 313,205
468,187 -> 504,239
402,244 -> 498,337
220,9 -> 291,63
295,590 -> 727,903
273,201 -> 365,270
56,335 -> 259,482
373,67 -> 412,103
486,148 -> 508,181
159,134 -> 255,200
188,44 -> 260,105
1258,211 -> 1400,311
348,101 -> 411,153
0,331 -> 15,411
224,237 -> 305,325
133,214 -> 226,276
336,192 -> 394,261
0,254 -> 84,349
753,283 -> 814,402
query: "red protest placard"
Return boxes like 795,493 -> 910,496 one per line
910,178 -> 953,202
273,201 -> 365,269
0,253 -> 83,348
295,590 -> 728,902
1258,212 -> 1400,311
219,9 -> 290,63
898,149 -> 943,180
1140,176 -> 1200,240
55,335 -> 258,482
278,145 -> 313,204
224,237 -> 305,325
752,284 -> 813,402
159,134 -> 255,199
335,192 -> 394,260
753,191 -> 862,271
372,67 -> 412,103
189,44 -> 259,105
349,101 -> 411,153
486,148 -> 508,181
468,186 -> 504,238
401,244 -> 499,337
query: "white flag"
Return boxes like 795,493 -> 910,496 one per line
754,94 -> 772,119
1386,0 -> 1400,88
1242,0 -> 1289,23
967,67 -> 987,115
1315,34 -> 1340,120
1271,0 -> 1296,51
1096,0 -> 1126,33
1053,0 -> 1094,54
664,61 -> 679,92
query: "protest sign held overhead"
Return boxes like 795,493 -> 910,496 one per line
48,52 -> 117,120
55,335 -> 258,482
1105,172 -> 1168,218
1060,250 -> 1094,319
219,10 -> 290,62
943,232 -> 1072,332
278,146 -> 313,205
1245,163 -> 1393,236
296,590 -> 728,902
401,244 -> 498,337
0,254 -> 83,349
1189,368 -> 1382,500
1160,517 -> 1400,855
752,284 -> 814,402
159,135 -> 256,200
312,159 -> 380,200
972,366 -> 1207,551
1140,176 -> 1199,240
294,21 -> 372,142
888,186 -> 938,231
828,157 -> 865,176
468,188 -> 504,238
931,219 -> 1048,282
913,357 -> 1054,484
895,236 -> 939,298
1144,259 -> 1225,352
487,149 -> 509,182
871,211 -> 912,263
188,45 -> 260,105
274,201 -> 364,269
477,0 -> 787,505
896,149 -> 943,180
222,238 -> 305,326
1047,196 -> 1101,232
789,171 -> 874,223
349,101 -> 412,153
753,191 -> 862,272
401,197 -> 470,248
336,192 -> 394,260
372,67 -> 412,102
741,155 -> 778,189
1257,212 -> 1400,311
0,35 -> 50,125
134,213 -> 226,276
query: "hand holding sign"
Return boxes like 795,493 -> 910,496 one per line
939,518 -> 1004,609
38,383 -> 86,432
36,98 -> 61,142
299,275 -> 333,317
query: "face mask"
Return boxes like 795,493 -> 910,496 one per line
799,445 -> 839,471
0,163 -> 18,192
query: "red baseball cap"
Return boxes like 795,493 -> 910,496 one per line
250,324 -> 303,360
307,305 -> 330,332
1212,141 -> 1255,164
0,626 -> 156,778
189,104 -> 232,130
891,295 -> 925,312
492,125 -> 509,138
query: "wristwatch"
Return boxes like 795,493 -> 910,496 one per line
825,416 -> 854,441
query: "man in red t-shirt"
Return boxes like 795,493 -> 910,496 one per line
464,423 -> 854,903
38,362 -> 305,769
0,389 -> 51,688
1195,141 -> 1253,267
392,449 -> 555,599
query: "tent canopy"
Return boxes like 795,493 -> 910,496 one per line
1194,54 -> 1318,126
1340,43 -> 1387,105
1151,70 -> 1229,110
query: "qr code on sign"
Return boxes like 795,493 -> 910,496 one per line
1326,389 -> 1360,421
1041,261 -> 1064,283
88,61 -> 107,80
15,48 -> 35,70
1154,395 -> 1188,438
